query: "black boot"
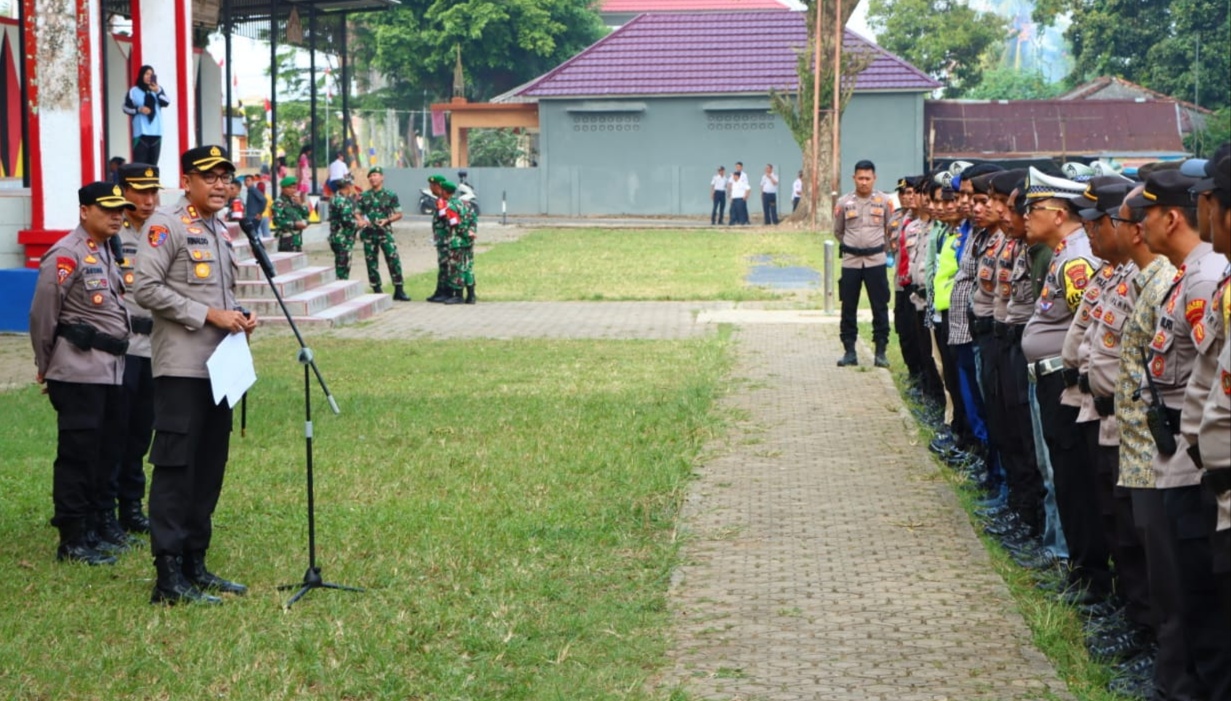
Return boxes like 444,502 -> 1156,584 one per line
874,343 -> 889,368
151,555 -> 222,605
427,271 -> 448,302
464,285 -> 476,304
95,509 -> 138,553
182,551 -> 248,595
837,345 -> 858,367
371,283 -> 383,294
56,520 -> 116,566
392,284 -> 411,302
118,500 -> 150,534
442,287 -> 464,305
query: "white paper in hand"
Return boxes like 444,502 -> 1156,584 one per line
206,331 -> 258,407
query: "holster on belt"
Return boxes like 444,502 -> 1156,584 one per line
1202,467 -> 1231,495
56,322 -> 129,356
1061,367 -> 1080,388
1093,395 -> 1114,417
131,317 -> 154,335
1186,443 -> 1205,470
1138,347 -> 1176,455
1078,373 -> 1090,394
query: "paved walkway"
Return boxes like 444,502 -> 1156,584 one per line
342,303 -> 1072,699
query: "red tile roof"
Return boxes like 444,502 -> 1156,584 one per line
926,100 -> 1187,158
603,0 -> 790,10
517,12 -> 940,98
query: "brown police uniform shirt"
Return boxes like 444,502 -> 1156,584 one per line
29,227 -> 129,384
133,198 -> 239,379
1144,242 -> 1223,488
1022,228 -> 1101,363
1061,262 -> 1121,408
1086,261 -> 1140,412
833,191 -> 891,269
117,216 -> 153,359
1200,336 -> 1231,532
1181,264 -> 1230,453
1005,242 -> 1039,326
992,237 -> 1019,322
972,229 -> 1005,319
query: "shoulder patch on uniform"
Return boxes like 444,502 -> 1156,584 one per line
1185,298 -> 1206,326
1063,259 -> 1094,310
148,225 -> 169,248
55,256 -> 75,285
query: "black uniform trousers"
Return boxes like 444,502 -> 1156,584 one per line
46,381 -> 125,528
711,191 -> 726,225
998,335 -> 1044,531
1131,488 -> 1206,701
1035,372 -> 1112,595
761,192 -> 779,225
974,326 -> 1005,484
1163,484 -> 1231,700
102,354 -> 153,509
838,263 -> 890,350
895,288 -> 924,380
148,376 -> 233,557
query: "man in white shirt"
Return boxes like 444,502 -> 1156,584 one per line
710,166 -> 728,225
729,162 -> 751,225
761,163 -> 780,225
327,151 -> 349,192
792,170 -> 804,212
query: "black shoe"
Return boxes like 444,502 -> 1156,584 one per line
95,510 -> 138,553
984,514 -> 1023,537
118,500 -> 150,534
56,523 -> 117,566
1089,628 -> 1150,662
151,555 -> 222,605
1112,647 -> 1156,677
836,349 -> 858,367
392,285 -> 411,302
464,285 -> 476,304
182,551 -> 248,596
874,350 -> 889,368
426,274 -> 446,302
1106,669 -> 1152,700
1013,549 -> 1061,570
442,290 -> 464,305
1060,586 -> 1102,607
371,284 -> 383,294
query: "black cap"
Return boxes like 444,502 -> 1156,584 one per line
181,145 -> 235,174
118,162 -> 163,190
969,172 -> 998,195
1125,170 -> 1199,209
989,169 -> 1027,197
1192,142 -> 1231,194
1075,183 -> 1131,221
79,181 -> 136,210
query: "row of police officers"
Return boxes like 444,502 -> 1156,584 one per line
31,146 -> 258,605
876,150 -> 1231,699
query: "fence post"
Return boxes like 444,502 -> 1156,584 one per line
823,240 -> 835,314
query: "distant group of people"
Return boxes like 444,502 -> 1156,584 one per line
710,163 -> 805,226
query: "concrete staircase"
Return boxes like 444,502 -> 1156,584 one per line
229,229 -> 392,328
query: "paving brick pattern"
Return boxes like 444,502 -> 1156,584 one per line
663,324 -> 1073,700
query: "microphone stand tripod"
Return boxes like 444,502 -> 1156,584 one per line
239,221 -> 362,608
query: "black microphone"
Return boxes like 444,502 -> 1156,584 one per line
239,218 -> 277,281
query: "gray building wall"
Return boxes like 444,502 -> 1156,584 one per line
381,91 -> 925,219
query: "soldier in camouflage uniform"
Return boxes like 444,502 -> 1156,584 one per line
328,177 -> 364,280
356,166 -> 410,301
441,180 -> 477,304
272,176 -> 308,252
426,175 -> 452,302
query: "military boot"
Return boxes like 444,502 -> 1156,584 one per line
56,520 -> 116,566
442,287 -> 464,305
427,271 -> 449,302
118,499 -> 150,534
392,284 -> 411,302
836,345 -> 858,367
182,551 -> 248,595
874,343 -> 890,368
151,555 -> 222,605
95,509 -> 138,553
371,283 -> 383,294
464,285 -> 476,305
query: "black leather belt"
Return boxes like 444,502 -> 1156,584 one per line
972,317 -> 995,336
56,323 -> 129,356
1094,395 -> 1114,417
841,244 -> 884,257
993,321 -> 1010,339
131,317 -> 153,335
1078,373 -> 1091,394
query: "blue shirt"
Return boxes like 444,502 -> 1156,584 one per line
126,86 -> 168,138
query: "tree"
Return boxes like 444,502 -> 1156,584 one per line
1034,0 -> 1229,112
866,0 -> 1007,97
1185,107 -> 1231,158
966,66 -> 1063,101
467,129 -> 528,167
770,1 -> 869,230
351,0 -> 607,109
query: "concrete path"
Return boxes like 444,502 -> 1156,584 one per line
339,303 -> 1072,699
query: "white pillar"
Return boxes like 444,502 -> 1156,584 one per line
132,0 -> 194,178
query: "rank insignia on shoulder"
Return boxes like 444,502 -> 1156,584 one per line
1193,321 -> 1206,344
186,205 -> 200,220
181,216 -> 193,224
86,239 -> 97,251
148,225 -> 169,248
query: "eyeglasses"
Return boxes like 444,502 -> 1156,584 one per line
1108,214 -> 1141,226
190,171 -> 235,185
1026,204 -> 1067,215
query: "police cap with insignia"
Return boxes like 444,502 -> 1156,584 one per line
895,177 -> 910,193
118,162 -> 164,190
1025,166 -> 1085,201
1070,174 -> 1134,220
1061,162 -> 1097,183
80,181 -> 137,210
1125,170 -> 1200,209
181,144 -> 235,174
1187,142 -> 1231,195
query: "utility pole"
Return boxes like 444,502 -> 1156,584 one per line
831,0 -> 842,200
809,3 -> 822,228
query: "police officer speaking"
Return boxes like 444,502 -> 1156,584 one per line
28,182 -> 134,566
834,159 -> 893,368
134,145 -> 257,605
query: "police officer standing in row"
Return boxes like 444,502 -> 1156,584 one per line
108,163 -> 164,537
833,159 -> 892,368
29,183 -> 135,566
134,145 -> 257,605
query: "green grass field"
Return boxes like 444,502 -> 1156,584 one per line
0,333 -> 730,699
